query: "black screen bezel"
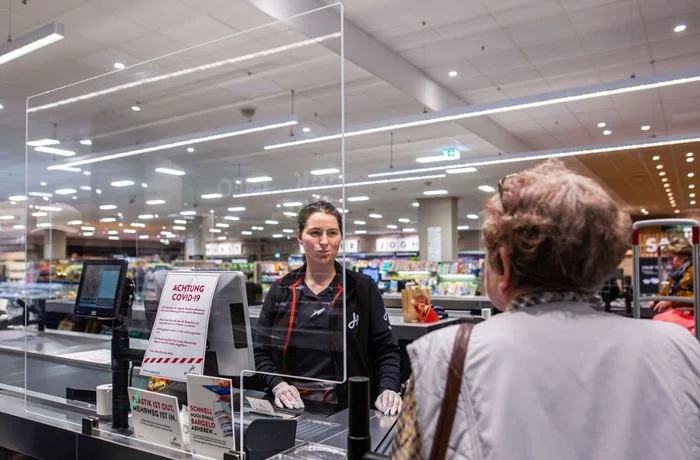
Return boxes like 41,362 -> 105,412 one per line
73,259 -> 128,319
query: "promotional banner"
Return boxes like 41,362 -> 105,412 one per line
128,387 -> 183,450
186,374 -> 234,456
141,272 -> 220,381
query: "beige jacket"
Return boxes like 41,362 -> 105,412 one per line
407,302 -> 700,460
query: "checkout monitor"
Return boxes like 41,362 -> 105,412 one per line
73,259 -> 128,319
146,271 -> 255,377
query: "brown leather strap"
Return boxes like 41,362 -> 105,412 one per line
428,322 -> 475,460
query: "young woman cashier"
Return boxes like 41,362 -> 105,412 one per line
254,201 -> 402,415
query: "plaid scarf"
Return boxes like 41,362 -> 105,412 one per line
506,291 -> 601,311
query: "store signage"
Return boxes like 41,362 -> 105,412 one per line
141,272 -> 220,381
427,226 -> 442,262
128,387 -> 183,450
205,242 -> 243,256
638,258 -> 660,295
341,238 -> 359,253
186,374 -> 235,456
376,235 -> 419,252
442,147 -> 460,159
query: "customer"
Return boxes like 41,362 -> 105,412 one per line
393,160 -> 700,460
254,201 -> 402,415
652,238 -> 695,334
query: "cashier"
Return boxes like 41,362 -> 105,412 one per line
254,201 -> 402,415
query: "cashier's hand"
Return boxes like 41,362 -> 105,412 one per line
654,300 -> 673,312
272,382 -> 304,410
375,390 -> 402,416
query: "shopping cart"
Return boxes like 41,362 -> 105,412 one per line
631,219 -> 700,340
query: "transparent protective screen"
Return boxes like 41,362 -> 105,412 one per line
24,4 -> 346,458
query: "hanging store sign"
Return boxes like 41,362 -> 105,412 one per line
376,235 -> 419,252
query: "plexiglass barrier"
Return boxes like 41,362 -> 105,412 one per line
24,4 -> 345,458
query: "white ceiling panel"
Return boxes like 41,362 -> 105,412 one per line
492,0 -> 564,28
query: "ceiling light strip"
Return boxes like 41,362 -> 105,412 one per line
47,116 -> 297,170
0,22 -> 64,66
367,133 -> 700,178
264,68 -> 700,151
28,33 -> 341,113
232,174 -> 447,198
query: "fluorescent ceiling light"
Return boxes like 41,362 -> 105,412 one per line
369,214 -> 383,219
424,189 -> 448,196
228,206 -> 246,212
310,168 -> 340,176
223,216 -> 240,221
180,210 -> 196,216
35,146 -> 75,157
47,116 -> 297,170
252,226 -> 264,231
597,122 -> 606,128
99,204 -> 117,210
139,214 -> 154,220
674,24 -> 687,33
216,223 -> 230,228
448,71 -> 458,77
100,217 -> 117,223
272,234 -> 284,238
173,219 -> 187,225
398,218 -> 411,223
265,220 -> 279,225
466,214 -> 479,220
111,180 -> 134,187
387,224 -> 398,229
302,127 -> 311,133
446,167 -> 477,175
146,199 -> 166,205
108,236 -> 120,240
355,230 -> 367,235
402,228 -> 416,232
641,125 -> 651,131
367,134 -> 700,178
8,195 -> 26,201
209,228 -> 222,233
283,211 -> 297,217
478,185 -> 496,193
282,202 -> 303,207
31,211 -> 47,217
37,206 -> 61,212
113,62 -> 124,70
139,235 -> 149,239
123,229 -> 137,234
55,188 -> 76,195
354,220 -> 366,225
172,226 -> 186,231
416,153 -> 461,163
67,220 -> 83,225
232,173 -> 447,198
217,236 -> 227,240
80,139 -> 92,146
79,185 -> 91,191
265,69 -> 700,151
347,196 -> 370,202
12,225 -> 25,230
27,138 -> 60,147
246,176 -> 273,183
241,231 -> 253,235
131,105 -> 141,112
29,33 -> 340,113
155,167 -> 185,176
0,22 -> 64,66
0,215 -> 14,220
81,226 -> 95,231
412,202 -> 420,207
52,166 -> 82,172
603,130 -> 612,136
283,229 -> 294,233
130,222 -> 145,228
36,223 -> 53,228
83,171 -> 91,176
457,225 -> 470,230
107,230 -> 119,235
201,193 -> 222,199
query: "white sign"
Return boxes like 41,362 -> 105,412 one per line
187,374 -> 235,457
427,226 -> 442,262
375,235 -> 419,252
340,238 -> 359,253
205,242 -> 243,256
141,272 -> 220,381
128,387 -> 183,450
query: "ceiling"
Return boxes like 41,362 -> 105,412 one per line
0,0 -> 699,244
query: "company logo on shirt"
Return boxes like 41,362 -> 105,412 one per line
348,312 -> 359,329
310,307 -> 326,318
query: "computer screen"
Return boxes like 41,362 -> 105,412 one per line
360,267 -> 381,284
73,259 -> 128,318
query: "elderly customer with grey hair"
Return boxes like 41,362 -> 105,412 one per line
393,159 -> 700,460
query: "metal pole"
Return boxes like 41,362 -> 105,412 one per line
632,229 -> 641,320
693,227 -> 700,341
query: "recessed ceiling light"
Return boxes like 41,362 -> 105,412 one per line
187,147 -> 195,153
448,70 -> 458,77
457,225 -> 470,230
111,180 -> 134,187
35,146 -> 76,156
272,233 -> 284,238
223,216 -> 240,221
310,168 -> 339,176
40,181 -> 47,186
656,164 -> 664,169
80,226 -> 95,231
216,223 -> 230,228
80,139 -> 92,146
139,214 -> 154,219
100,217 -> 116,223
603,130 -> 612,135
155,167 -> 186,176
107,230 -> 119,235
201,193 -> 222,199
355,230 -> 367,235
130,222 -> 146,228
402,228 -> 416,232
79,185 -> 91,191
265,220 -> 279,225
466,214 -> 479,220
302,127 -> 311,133
691,193 -> 696,198
412,202 -> 420,207
246,176 -> 272,183
659,171 -> 666,176
641,125 -> 651,131
209,228 -> 222,233
180,210 -> 196,216
27,138 -> 60,147
387,224 -> 398,229
597,122 -> 606,128
12,224 -> 25,230
662,178 -> 669,182
173,219 -> 187,225
283,211 -> 296,217
55,188 -> 76,195
95,189 -> 102,194
83,232 -> 94,236
423,189 -> 448,196
67,220 -> 83,225
100,204 -> 117,210
8,195 -> 26,201
216,236 -> 227,241
688,157 -> 695,163
241,230 -> 253,235
354,220 -> 366,225
347,196 -> 370,202
282,202 -> 303,207
137,234 -> 149,240
31,211 -> 47,217
369,214 -> 382,219
131,104 -> 141,112
114,62 -> 125,70
123,229 -> 137,234
674,24 -> 687,33
674,209 -> 681,214
283,229 -> 294,234
83,171 -> 91,176
228,206 -> 246,212
690,184 -> 696,189
0,215 -> 14,220
692,201 -> 697,205
687,152 -> 694,157
689,173 -> 695,178
664,184 -> 670,188
398,218 -> 411,223
108,236 -> 120,240
652,155 -> 660,161
146,199 -> 166,205
478,185 -> 496,193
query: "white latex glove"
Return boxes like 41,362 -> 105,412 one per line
272,382 -> 304,410
375,389 -> 402,416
